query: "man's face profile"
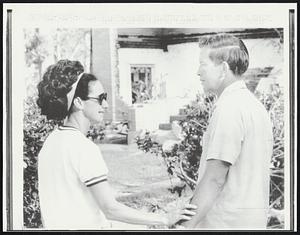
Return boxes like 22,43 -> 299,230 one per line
197,48 -> 223,94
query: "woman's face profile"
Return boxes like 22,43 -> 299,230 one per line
82,80 -> 108,124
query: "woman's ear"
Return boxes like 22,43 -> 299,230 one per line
72,97 -> 84,110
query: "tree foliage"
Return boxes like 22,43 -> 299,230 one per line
23,96 -> 62,228
24,28 -> 91,98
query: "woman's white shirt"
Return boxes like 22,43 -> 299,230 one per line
38,126 -> 110,230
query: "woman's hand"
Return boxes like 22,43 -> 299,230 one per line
165,203 -> 197,227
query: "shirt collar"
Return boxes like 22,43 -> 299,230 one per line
58,125 -> 80,131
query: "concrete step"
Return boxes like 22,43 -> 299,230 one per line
179,108 -> 187,115
170,115 -> 187,123
159,123 -> 172,130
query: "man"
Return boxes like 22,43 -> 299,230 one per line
181,34 -> 273,229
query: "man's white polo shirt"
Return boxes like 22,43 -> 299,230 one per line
197,80 -> 273,229
38,126 -> 110,230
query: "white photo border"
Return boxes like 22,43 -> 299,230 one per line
3,2 -> 297,232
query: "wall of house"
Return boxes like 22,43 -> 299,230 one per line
164,43 -> 202,98
118,48 -> 166,106
245,38 -> 283,69
118,47 -> 199,130
118,43 -> 203,103
118,38 -> 283,102
244,38 -> 283,93
117,37 -> 283,131
164,38 -> 283,97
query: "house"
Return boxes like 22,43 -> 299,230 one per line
90,28 -> 283,134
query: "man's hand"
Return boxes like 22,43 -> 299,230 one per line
165,203 -> 197,227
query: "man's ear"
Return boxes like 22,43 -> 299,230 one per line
218,61 -> 229,81
73,97 -> 84,110
221,61 -> 230,74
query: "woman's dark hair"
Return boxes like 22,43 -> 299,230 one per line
37,59 -> 97,120
70,73 -> 98,106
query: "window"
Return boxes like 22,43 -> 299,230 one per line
131,65 -> 153,104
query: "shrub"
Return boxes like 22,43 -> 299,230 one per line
255,86 -> 284,227
23,96 -> 62,228
136,94 -> 216,189
87,124 -> 106,142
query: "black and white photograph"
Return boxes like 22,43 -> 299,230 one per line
3,3 -> 297,231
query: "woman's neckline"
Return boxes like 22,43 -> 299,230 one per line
58,125 -> 80,131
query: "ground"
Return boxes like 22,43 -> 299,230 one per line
98,143 -> 284,230
98,143 -> 193,229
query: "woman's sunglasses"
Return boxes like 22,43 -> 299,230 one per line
87,93 -> 107,105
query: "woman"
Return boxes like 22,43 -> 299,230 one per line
37,60 -> 196,230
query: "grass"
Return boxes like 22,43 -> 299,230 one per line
99,143 -> 173,193
99,143 -> 193,229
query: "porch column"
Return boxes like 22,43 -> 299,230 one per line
91,29 -> 118,122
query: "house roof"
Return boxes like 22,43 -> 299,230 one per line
117,28 -> 283,49
117,28 -> 246,36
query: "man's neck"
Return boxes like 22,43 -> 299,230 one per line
216,75 -> 240,97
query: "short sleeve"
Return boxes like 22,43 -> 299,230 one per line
206,103 -> 244,165
74,141 -> 109,187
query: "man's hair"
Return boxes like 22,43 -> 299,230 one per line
199,33 -> 249,76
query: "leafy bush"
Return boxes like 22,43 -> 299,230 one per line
23,96 -> 62,228
87,124 -> 106,142
255,85 -> 284,228
136,85 -> 285,228
136,94 -> 215,189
